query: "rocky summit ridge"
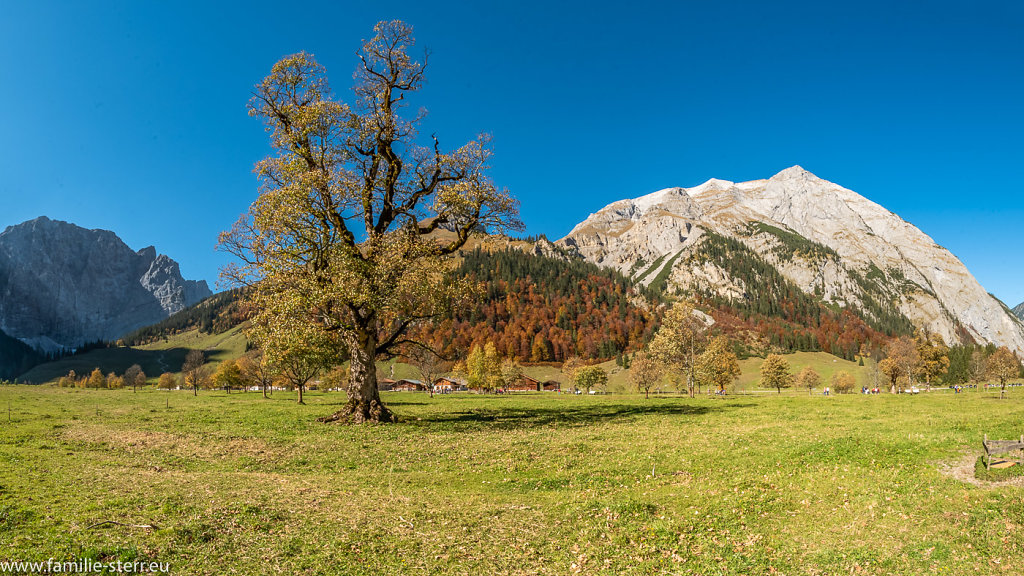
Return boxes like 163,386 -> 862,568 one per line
0,217 -> 211,351
559,166 -> 1024,354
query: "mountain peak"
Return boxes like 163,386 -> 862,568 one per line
771,165 -> 822,182
558,167 -> 1024,355
0,217 -> 212,350
687,178 -> 735,195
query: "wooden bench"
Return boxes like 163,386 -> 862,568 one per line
983,434 -> 1024,470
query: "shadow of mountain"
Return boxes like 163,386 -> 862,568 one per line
17,347 -> 193,384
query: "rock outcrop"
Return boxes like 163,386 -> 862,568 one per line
560,167 -> 1024,354
0,217 -> 211,351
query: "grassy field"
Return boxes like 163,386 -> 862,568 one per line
1,385 -> 1023,575
736,351 -> 869,392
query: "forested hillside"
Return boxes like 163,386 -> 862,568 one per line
688,231 -> 911,359
0,328 -> 45,380
409,247 -> 661,362
121,289 -> 249,345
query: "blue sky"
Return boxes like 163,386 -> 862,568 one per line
2,1 -> 1023,303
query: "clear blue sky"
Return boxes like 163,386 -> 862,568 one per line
2,1 -> 1023,303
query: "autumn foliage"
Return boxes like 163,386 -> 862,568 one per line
409,247 -> 659,362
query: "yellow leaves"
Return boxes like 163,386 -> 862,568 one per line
649,299 -> 706,368
220,21 -> 521,381
795,365 -> 822,391
696,336 -> 740,391
760,354 -> 794,391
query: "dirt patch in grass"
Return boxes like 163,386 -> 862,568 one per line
937,451 -> 1024,488
61,423 -> 283,462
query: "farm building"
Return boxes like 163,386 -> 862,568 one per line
433,377 -> 467,393
506,375 -> 561,392
392,379 -> 428,392
377,378 -> 396,391
541,380 -> 561,391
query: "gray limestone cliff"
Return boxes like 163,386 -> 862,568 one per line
0,217 -> 211,351
559,167 -> 1024,355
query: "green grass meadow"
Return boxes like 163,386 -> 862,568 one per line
1,386 -> 1022,575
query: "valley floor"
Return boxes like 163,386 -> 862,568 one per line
1,387 -> 1022,575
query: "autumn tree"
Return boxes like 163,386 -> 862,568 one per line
219,21 -> 520,423
320,365 -> 350,391
882,336 -> 920,393
106,372 -> 124,390
238,350 -> 274,398
760,354 -> 792,394
157,372 -> 176,390
649,299 -> 708,398
57,371 -> 76,388
630,349 -> 663,399
915,333 -> 949,391
499,358 -> 524,391
986,347 -> 1020,399
124,364 -> 146,392
464,342 -> 502,392
561,356 -> 584,389
87,368 -> 106,389
406,344 -> 450,398
878,357 -> 900,394
213,359 -> 245,393
182,349 -> 209,396
696,336 -> 740,394
969,348 -> 988,386
795,366 -> 821,395
262,328 -> 334,404
575,366 -> 608,394
831,370 -> 855,394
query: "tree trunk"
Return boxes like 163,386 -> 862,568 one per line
263,382 -> 268,399
298,384 -> 304,405
319,329 -> 395,424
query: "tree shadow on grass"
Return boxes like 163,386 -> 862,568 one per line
407,400 -> 749,431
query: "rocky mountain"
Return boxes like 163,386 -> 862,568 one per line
1013,302 -> 1024,322
559,166 -> 1024,354
0,217 -> 211,352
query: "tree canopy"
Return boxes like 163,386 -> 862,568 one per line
760,354 -> 793,393
220,21 -> 520,423
648,299 -> 708,397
